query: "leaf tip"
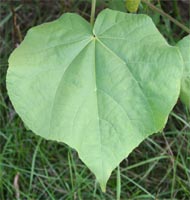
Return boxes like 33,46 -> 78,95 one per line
100,182 -> 106,193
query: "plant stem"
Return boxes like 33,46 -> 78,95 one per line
10,5 -> 23,43
90,0 -> 96,25
116,165 -> 121,200
142,0 -> 190,34
173,0 -> 179,18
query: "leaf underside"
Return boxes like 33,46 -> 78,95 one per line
177,35 -> 190,108
7,9 -> 183,190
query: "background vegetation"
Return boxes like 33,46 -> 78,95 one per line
0,0 -> 190,199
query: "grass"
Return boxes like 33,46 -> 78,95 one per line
0,0 -> 190,199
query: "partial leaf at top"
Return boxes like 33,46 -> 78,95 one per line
7,9 -> 183,191
176,35 -> 190,108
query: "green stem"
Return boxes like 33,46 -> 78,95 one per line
173,0 -> 179,18
90,0 -> 96,25
142,0 -> 190,34
116,165 -> 121,200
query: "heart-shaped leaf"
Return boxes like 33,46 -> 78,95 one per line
7,9 -> 183,190
177,35 -> 190,108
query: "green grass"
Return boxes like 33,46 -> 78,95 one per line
0,0 -> 190,199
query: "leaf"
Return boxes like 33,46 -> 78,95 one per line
176,35 -> 190,108
126,0 -> 141,13
7,9 -> 183,191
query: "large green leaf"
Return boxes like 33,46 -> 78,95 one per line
177,35 -> 190,108
7,9 -> 183,190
